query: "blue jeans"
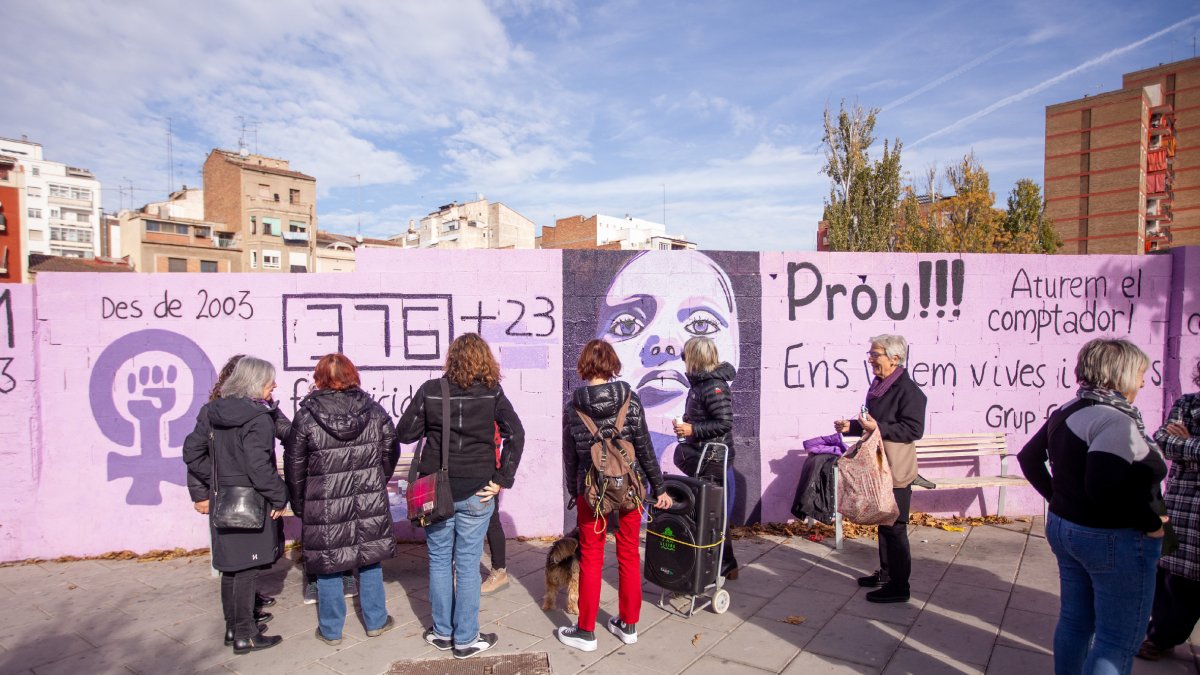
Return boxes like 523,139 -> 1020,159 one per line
316,563 -> 387,639
1046,513 -> 1161,675
426,494 -> 495,647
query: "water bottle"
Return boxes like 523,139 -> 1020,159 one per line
673,417 -> 687,443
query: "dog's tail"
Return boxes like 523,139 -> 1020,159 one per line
548,537 -> 579,566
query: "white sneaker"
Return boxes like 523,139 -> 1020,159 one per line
452,632 -> 498,659
608,616 -> 637,645
555,626 -> 597,652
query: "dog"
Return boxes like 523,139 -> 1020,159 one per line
542,530 -> 581,614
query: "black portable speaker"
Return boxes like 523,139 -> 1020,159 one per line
644,474 -> 724,595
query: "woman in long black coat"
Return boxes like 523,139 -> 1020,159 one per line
285,353 -> 399,644
673,336 -> 739,579
183,356 -> 288,654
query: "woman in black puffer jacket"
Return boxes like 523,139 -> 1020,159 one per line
285,354 -> 399,644
556,340 -> 672,653
673,336 -> 739,579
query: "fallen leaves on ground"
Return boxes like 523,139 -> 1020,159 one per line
731,512 -> 1018,543
691,633 -> 702,646
0,547 -> 211,567
781,616 -> 806,625
909,512 -> 1013,532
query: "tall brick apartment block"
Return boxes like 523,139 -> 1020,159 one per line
202,149 -> 316,272
1045,56 -> 1200,254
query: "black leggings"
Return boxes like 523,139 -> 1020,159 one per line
1147,568 -> 1200,649
486,495 -> 506,570
221,564 -> 269,639
878,487 -> 912,591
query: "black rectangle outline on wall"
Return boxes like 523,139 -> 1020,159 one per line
281,293 -> 454,371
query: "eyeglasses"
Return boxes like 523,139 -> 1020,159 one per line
866,352 -> 888,360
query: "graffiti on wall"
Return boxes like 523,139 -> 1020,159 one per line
88,329 -> 216,505
563,249 -> 762,524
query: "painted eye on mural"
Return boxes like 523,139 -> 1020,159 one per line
607,312 -> 646,339
684,310 -> 723,336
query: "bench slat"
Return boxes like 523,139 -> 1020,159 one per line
915,450 -> 1010,459
916,476 -> 1029,489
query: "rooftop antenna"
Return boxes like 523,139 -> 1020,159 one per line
166,117 -> 174,195
236,116 -> 251,157
353,173 -> 362,238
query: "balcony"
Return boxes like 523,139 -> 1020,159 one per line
246,196 -> 311,214
213,235 -> 239,249
48,195 -> 93,209
282,230 -> 310,244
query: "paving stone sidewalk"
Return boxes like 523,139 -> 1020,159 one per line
1,517 -> 1197,674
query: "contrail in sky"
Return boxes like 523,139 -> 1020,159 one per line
882,39 -> 1020,113
912,14 -> 1200,147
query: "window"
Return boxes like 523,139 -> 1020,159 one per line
50,227 -> 93,243
168,257 -> 187,273
28,208 -> 41,219
27,186 -> 41,198
258,184 -> 270,198
0,246 -> 8,275
194,226 -> 211,238
50,209 -> 59,219
145,220 -> 188,235
31,167 -> 39,176
70,187 -> 91,201
261,216 -> 282,237
215,232 -> 236,248
49,184 -> 69,198
273,193 -> 280,203
288,251 -> 307,268
250,251 -> 258,269
289,189 -> 300,204
262,250 -> 281,269
51,247 -> 87,258
200,260 -> 218,273
250,215 -> 257,235
289,220 -> 307,233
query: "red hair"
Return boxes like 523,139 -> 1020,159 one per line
577,339 -> 621,380
313,353 -> 361,391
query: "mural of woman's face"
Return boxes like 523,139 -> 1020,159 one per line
596,251 -> 739,444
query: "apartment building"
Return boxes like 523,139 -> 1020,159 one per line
0,154 -> 23,282
203,149 -> 316,272
393,198 -> 536,249
313,231 -> 403,273
1044,56 -> 1200,254
120,187 -> 241,273
540,213 -> 696,250
0,136 -> 101,260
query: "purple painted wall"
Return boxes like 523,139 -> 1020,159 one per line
0,248 -> 1196,561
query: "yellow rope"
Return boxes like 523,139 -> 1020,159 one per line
645,529 -> 726,549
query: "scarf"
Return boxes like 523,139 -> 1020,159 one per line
867,366 -> 905,402
1077,385 -> 1154,445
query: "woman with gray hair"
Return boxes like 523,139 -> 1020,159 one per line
834,334 -> 926,603
1018,338 -> 1168,674
191,356 -> 290,654
673,336 -> 739,579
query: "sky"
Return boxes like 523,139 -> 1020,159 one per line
1,0 -> 1198,251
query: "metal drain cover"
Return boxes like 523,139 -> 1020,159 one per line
387,652 -> 552,674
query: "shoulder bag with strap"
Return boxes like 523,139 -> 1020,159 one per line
406,378 -> 455,528
210,411 -> 269,530
575,393 -> 647,518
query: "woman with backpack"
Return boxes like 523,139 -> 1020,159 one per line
672,336 -> 739,580
557,339 -> 673,653
395,333 -> 525,660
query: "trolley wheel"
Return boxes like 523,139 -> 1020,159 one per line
710,588 -> 731,614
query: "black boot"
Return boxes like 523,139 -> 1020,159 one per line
857,570 -> 888,588
232,633 -> 282,654
224,623 -> 267,646
254,592 -> 276,608
253,610 -> 273,624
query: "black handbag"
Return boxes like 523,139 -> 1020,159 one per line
406,378 -> 455,528
209,422 -> 268,530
